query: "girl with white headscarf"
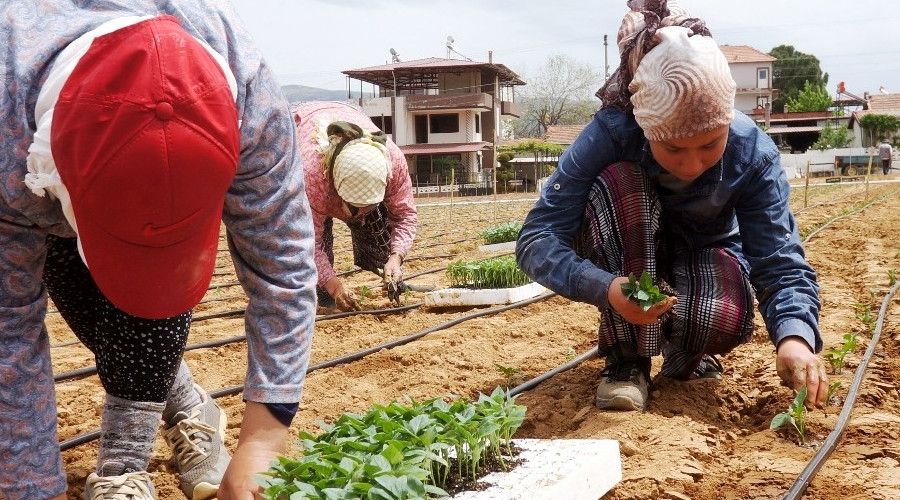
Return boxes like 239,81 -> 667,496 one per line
517,0 -> 826,412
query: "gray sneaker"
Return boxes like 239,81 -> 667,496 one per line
595,350 -> 651,411
163,385 -> 230,500
84,461 -> 156,500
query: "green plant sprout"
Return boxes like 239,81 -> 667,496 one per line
620,272 -> 669,311
854,303 -> 876,332
495,364 -> 522,387
446,255 -> 531,289
402,288 -> 414,305
826,380 -> 842,405
564,346 -> 577,362
823,333 -> 859,374
770,385 -> 808,445
481,222 -> 523,245
260,388 -> 527,499
889,269 -> 897,286
356,285 -> 374,302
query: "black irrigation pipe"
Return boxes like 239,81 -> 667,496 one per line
53,303 -> 424,383
59,292 -> 557,451
783,280 -> 900,499
801,187 -> 900,245
509,349 -> 597,396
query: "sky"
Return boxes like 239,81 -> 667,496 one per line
231,0 -> 899,97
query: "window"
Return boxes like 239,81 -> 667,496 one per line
757,96 -> 770,109
429,114 -> 459,134
370,116 -> 393,135
475,113 -> 481,134
757,67 -> 769,89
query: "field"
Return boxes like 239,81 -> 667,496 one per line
48,181 -> 900,499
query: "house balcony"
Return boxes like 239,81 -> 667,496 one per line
501,100 -> 521,118
736,87 -> 778,97
406,93 -> 492,112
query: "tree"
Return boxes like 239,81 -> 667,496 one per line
858,114 -> 900,147
811,121 -> 852,150
769,45 -> 829,113
512,55 -> 600,138
785,81 -> 832,113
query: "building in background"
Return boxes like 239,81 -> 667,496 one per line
344,57 -> 525,195
719,45 -> 777,114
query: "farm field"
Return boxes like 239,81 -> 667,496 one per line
48,182 -> 900,499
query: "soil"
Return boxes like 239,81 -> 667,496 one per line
44,183 -> 900,499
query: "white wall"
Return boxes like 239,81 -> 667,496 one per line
730,63 -> 761,89
780,147 -> 871,177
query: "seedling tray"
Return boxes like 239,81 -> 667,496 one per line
452,439 -> 622,499
425,282 -> 546,307
478,241 -> 517,253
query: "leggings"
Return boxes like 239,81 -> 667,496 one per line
43,235 -> 190,402
575,162 -> 756,379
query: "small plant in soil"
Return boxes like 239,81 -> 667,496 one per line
770,385 -> 809,445
495,364 -> 522,387
564,346 -> 577,362
620,272 -> 672,311
481,221 -> 522,245
854,303 -> 876,332
826,380 -> 843,406
888,268 -> 898,286
357,285 -> 374,303
823,333 -> 859,374
260,388 -> 526,499
446,255 -> 531,289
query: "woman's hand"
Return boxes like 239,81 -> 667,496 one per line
776,337 -> 829,407
218,402 -> 290,500
607,276 -> 677,325
324,276 -> 360,311
383,253 -> 403,282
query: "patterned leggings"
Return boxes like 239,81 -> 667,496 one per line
43,236 -> 190,402
576,162 -> 755,379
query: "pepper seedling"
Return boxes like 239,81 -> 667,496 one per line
620,271 -> 672,311
823,333 -> 858,374
888,269 -> 897,287
770,385 -> 808,445
495,364 -> 521,388
826,380 -> 842,405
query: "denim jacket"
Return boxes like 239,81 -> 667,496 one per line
516,107 -> 821,352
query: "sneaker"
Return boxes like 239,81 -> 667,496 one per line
595,348 -> 651,411
163,385 -> 230,500
84,461 -> 156,500
691,354 -> 724,380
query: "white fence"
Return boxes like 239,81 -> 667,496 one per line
780,148 -> 873,178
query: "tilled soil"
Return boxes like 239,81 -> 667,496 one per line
46,184 -> 900,499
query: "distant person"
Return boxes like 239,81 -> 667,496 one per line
1,3 -> 317,499
517,0 -> 826,411
293,101 -> 418,311
879,139 -> 893,175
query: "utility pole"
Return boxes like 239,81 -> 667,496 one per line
603,34 -> 610,80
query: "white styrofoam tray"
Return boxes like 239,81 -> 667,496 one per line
452,439 -> 622,500
478,241 -> 517,253
425,282 -> 546,307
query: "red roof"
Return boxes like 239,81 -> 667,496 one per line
344,57 -> 525,88
719,45 -> 776,64
399,142 -> 491,155
544,124 -> 587,145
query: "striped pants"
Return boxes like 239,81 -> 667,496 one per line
577,162 -> 755,379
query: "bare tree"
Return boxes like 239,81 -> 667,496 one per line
513,55 -> 600,138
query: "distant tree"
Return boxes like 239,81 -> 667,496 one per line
769,45 -> 829,113
785,81 -> 832,113
811,121 -> 852,150
858,114 -> 900,147
512,55 -> 600,138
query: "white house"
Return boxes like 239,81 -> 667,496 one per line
848,93 -> 900,147
719,45 -> 776,114
343,57 -> 525,194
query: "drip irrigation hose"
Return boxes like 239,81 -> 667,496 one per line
53,303 -> 424,383
509,349 -> 597,396
783,280 -> 900,499
59,292 -> 557,451
801,187 -> 900,244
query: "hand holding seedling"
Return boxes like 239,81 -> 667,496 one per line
324,276 -> 360,311
776,337 -> 829,407
608,273 -> 677,325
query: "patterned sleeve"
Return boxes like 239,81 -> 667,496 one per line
222,59 -> 317,404
312,207 -> 337,288
382,142 -> 417,258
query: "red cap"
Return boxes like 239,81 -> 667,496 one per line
52,16 -> 239,319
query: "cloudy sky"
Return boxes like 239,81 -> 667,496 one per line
231,0 -> 898,96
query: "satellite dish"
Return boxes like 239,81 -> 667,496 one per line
389,48 -> 400,63
446,36 -> 454,46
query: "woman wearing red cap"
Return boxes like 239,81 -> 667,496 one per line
1,4 -> 316,500
293,101 -> 418,311
517,0 -> 828,412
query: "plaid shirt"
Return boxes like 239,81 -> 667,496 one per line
0,2 -> 316,498
293,101 -> 417,287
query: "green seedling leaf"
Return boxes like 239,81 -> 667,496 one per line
826,380 -> 842,405
620,271 -> 670,311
